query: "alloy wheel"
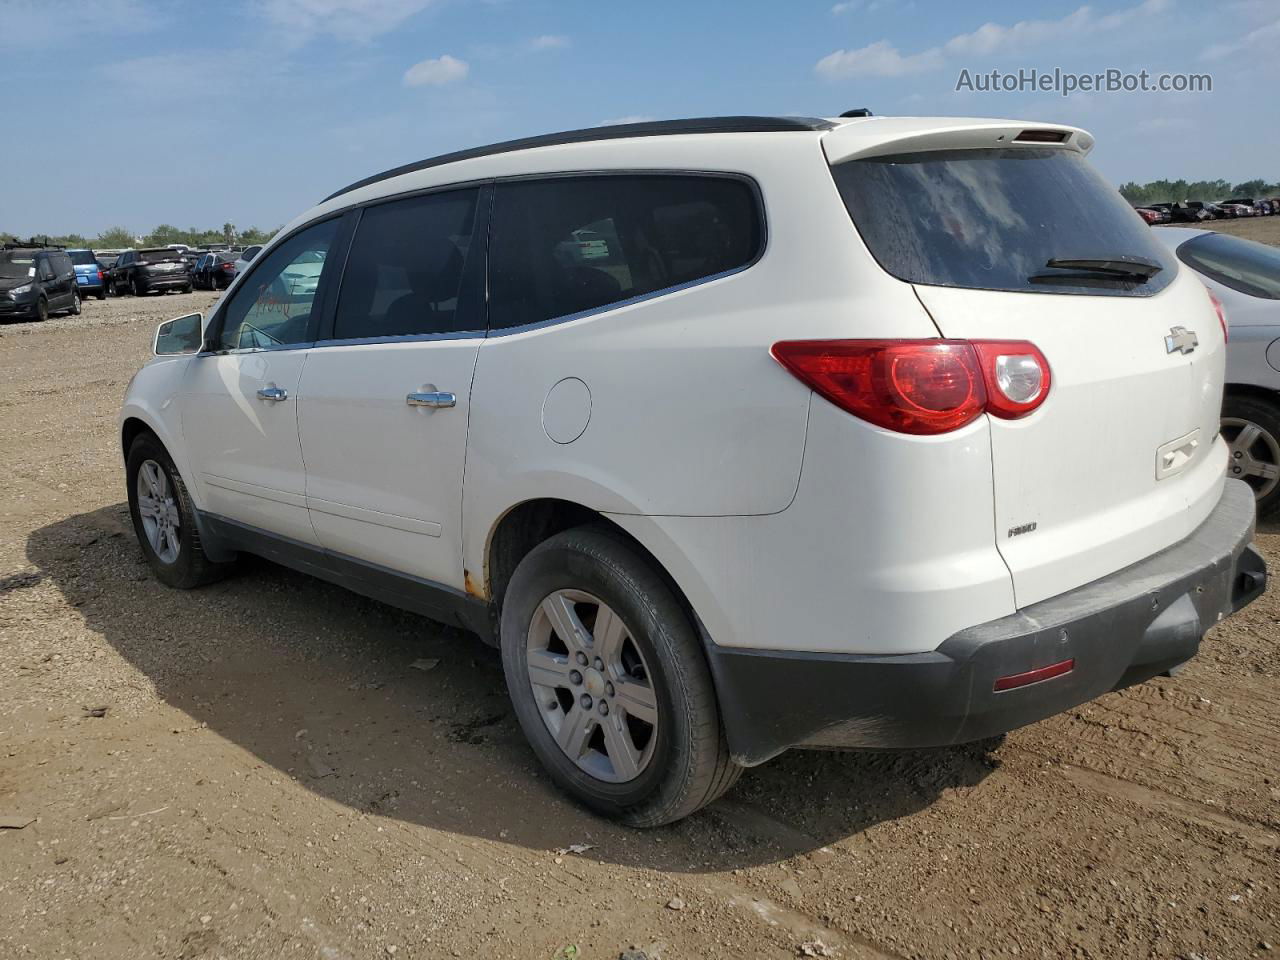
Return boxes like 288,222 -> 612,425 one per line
136,459 -> 181,564
526,589 -> 659,783
1223,416 -> 1280,500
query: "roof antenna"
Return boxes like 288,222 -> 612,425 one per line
839,108 -> 873,118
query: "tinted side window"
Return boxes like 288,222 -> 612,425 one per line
1177,232 -> 1280,300
489,175 -> 761,330
332,188 -> 480,340
218,219 -> 339,350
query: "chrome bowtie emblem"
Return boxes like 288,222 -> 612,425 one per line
1165,326 -> 1199,355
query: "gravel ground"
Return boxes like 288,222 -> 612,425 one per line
0,284 -> 1277,960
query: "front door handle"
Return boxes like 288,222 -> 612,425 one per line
406,391 -> 456,409
257,386 -> 288,402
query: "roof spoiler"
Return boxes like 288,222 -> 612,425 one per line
822,118 -> 1093,165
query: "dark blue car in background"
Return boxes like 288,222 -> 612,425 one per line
68,249 -> 107,300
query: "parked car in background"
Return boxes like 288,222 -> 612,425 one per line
1154,226 -> 1280,516
0,245 -> 81,321
1223,199 -> 1259,217
96,250 -> 122,276
67,248 -> 108,300
232,243 -> 263,277
1170,202 -> 1213,223
110,248 -> 193,296
1135,206 -> 1164,225
120,113 -> 1264,825
193,252 -> 237,290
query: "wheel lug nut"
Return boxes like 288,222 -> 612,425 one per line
575,652 -> 588,666
580,694 -> 592,710
593,657 -> 604,670
605,682 -> 614,697
598,701 -> 609,716
570,670 -> 582,686
1234,451 -> 1243,459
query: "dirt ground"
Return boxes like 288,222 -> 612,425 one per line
1,268 -> 1278,960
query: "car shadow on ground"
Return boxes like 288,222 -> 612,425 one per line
25,503 -> 1000,873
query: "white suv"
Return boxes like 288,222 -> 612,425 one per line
121,115 -> 1266,825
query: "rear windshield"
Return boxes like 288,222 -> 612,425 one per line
1174,231 -> 1280,300
0,252 -> 35,279
832,148 -> 1175,297
138,248 -> 183,262
69,250 -> 97,265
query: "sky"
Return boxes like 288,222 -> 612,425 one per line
1,0 -> 1277,237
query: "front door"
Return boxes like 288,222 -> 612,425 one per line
182,217 -> 344,545
297,186 -> 486,588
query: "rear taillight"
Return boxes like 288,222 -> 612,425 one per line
222,262 -> 235,271
971,341 -> 1052,419
96,270 -> 103,280
771,339 -> 1051,435
1208,289 -> 1227,342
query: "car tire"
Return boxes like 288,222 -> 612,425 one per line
1222,395 -> 1280,518
500,525 -> 741,826
96,288 -> 106,300
183,284 -> 193,294
126,432 -> 234,589
70,290 -> 81,316
35,297 -> 48,322
132,277 -> 145,297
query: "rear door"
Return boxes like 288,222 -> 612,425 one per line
830,142 -> 1227,607
296,185 -> 487,589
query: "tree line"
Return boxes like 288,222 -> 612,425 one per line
1,223 -> 279,250
1119,178 -> 1280,206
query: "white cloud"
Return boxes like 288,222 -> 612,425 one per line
817,0 -> 1170,79
1201,16 -> 1280,60
816,40 -> 943,78
259,0 -> 441,44
403,54 -> 469,87
529,34 -> 570,51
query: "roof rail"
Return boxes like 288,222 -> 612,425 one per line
323,115 -> 835,203
2,238 -> 66,250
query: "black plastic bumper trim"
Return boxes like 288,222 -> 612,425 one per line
706,479 -> 1265,766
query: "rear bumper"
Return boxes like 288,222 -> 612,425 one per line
75,276 -> 103,290
708,479 -> 1266,766
138,273 -> 190,289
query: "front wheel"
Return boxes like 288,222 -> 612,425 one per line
126,432 -> 234,588
500,526 -> 740,826
35,297 -> 48,322
132,277 -> 145,297
1222,395 -> 1280,517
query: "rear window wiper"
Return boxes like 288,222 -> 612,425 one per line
1030,255 -> 1164,283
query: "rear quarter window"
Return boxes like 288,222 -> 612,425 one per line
831,148 -> 1175,297
1174,231 -> 1280,300
488,173 -> 763,330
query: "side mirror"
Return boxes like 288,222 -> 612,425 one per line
154,313 -> 204,356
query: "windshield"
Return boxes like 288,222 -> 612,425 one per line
68,250 -> 97,265
0,252 -> 36,279
831,148 -> 1175,297
138,248 -> 183,262
1176,231 -> 1280,300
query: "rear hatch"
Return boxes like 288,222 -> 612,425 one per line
826,121 -> 1227,607
139,249 -> 187,275
68,251 -> 100,284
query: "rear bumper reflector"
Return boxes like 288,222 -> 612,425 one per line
993,658 -> 1074,692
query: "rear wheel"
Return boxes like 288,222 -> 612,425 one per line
35,297 -> 48,322
1222,395 -> 1280,517
500,526 -> 741,826
69,290 -> 81,315
126,432 -> 234,588
132,277 -> 145,297
96,287 -> 106,300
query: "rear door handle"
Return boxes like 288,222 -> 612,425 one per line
406,391 -> 456,409
257,386 -> 288,402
